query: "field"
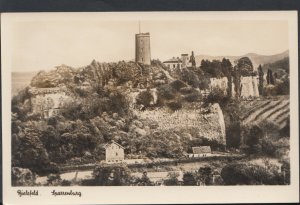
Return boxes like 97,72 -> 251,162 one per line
241,96 -> 290,128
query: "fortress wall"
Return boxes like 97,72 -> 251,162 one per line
209,76 -> 259,98
135,103 -> 226,145
210,77 -> 228,94
240,76 -> 259,98
29,88 -> 71,118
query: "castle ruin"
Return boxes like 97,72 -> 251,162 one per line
29,87 -> 72,118
209,76 -> 259,98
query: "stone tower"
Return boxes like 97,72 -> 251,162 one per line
135,32 -> 151,65
181,54 -> 189,68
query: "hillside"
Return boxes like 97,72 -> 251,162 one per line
262,57 -> 289,74
241,96 -> 289,129
195,50 -> 289,69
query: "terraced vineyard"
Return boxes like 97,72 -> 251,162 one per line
241,96 -> 290,128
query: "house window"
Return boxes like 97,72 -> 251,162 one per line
173,64 -> 175,68
116,152 -> 118,156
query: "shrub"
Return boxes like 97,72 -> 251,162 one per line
136,90 -> 154,108
157,84 -> 176,100
164,172 -> 180,186
221,162 -> 284,185
169,80 -> 187,91
167,100 -> 182,111
183,92 -> 201,102
12,167 -> 37,186
90,163 -> 132,186
183,172 -> 197,185
204,87 -> 229,108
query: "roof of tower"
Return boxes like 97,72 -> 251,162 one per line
136,32 -> 150,36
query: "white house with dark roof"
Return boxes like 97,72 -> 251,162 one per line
104,140 -> 125,163
188,146 -> 212,158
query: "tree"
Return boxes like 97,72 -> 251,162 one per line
236,57 -> 253,76
198,166 -> 212,185
135,171 -> 154,186
189,51 -> 196,67
164,172 -> 180,186
243,125 -> 264,154
267,69 -> 274,85
221,58 -> 233,98
232,66 -> 241,99
90,163 -> 132,186
180,68 -> 200,88
222,58 -> 233,97
221,163 -> 284,185
136,89 -> 154,108
183,172 -> 197,185
258,64 -> 264,95
204,87 -> 229,108
12,167 -> 37,186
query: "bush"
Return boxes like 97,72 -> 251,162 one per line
183,92 -> 201,102
157,84 -> 176,100
164,172 -> 180,186
221,162 -> 284,185
169,80 -> 187,91
89,163 -> 132,186
136,90 -> 154,108
167,100 -> 182,111
204,87 -> 229,108
183,172 -> 197,185
12,167 -> 37,186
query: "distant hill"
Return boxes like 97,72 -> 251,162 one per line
262,57 -> 289,74
12,71 -> 37,96
195,50 -> 289,69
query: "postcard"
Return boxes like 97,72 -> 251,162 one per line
1,11 -> 299,204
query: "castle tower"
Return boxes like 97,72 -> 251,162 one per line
181,54 -> 189,68
135,32 -> 151,65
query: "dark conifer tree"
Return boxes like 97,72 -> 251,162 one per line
189,51 -> 196,67
258,64 -> 264,95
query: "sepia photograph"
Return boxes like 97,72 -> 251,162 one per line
1,11 -> 299,204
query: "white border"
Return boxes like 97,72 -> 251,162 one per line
1,11 -> 299,204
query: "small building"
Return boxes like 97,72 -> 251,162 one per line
163,57 -> 182,70
189,146 -> 212,158
104,140 -> 125,163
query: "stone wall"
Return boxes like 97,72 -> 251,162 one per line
209,76 -> 259,98
210,77 -> 228,94
135,103 -> 226,145
29,87 -> 72,118
240,76 -> 259,98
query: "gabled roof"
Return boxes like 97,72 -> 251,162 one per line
163,57 -> 182,63
192,146 -> 211,154
103,140 -> 125,149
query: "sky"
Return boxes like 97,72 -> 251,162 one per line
11,20 -> 289,72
